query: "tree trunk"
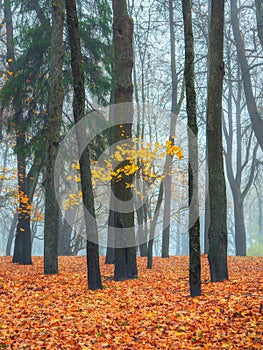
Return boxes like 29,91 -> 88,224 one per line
203,0 -> 212,256
105,207 -> 115,264
65,0 -> 102,289
6,214 -> 18,256
223,51 -> 257,257
233,197 -> 246,256
111,0 -> 138,281
256,186 -> 263,245
4,0 -> 32,265
58,216 -> 73,256
147,182 -> 163,269
206,0 -> 229,282
162,0 -> 178,258
182,0 -> 201,296
44,0 -> 64,274
105,100 -> 116,264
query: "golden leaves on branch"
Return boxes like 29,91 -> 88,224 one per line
64,137 -> 183,210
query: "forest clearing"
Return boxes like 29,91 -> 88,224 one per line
0,256 -> 262,349
0,0 -> 263,347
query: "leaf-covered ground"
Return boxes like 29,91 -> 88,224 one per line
0,256 -> 262,349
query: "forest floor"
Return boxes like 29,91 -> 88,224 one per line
0,255 -> 262,349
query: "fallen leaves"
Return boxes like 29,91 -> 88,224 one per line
0,256 -> 262,349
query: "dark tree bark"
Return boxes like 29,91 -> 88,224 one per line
147,182 -> 163,269
58,216 -> 73,256
161,0 -> 178,259
204,0 -> 212,255
4,0 -> 32,265
6,214 -> 18,256
65,0 -> 102,289
231,0 -> 263,152
105,205 -> 115,264
44,0 -> 64,274
182,0 -> 201,297
105,106 -> 116,265
111,0 -> 138,281
206,0 -> 229,282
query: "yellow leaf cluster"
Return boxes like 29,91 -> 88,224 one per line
166,140 -> 183,159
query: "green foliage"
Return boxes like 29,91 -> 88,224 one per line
247,243 -> 263,256
0,0 -> 113,157
77,0 -> 113,104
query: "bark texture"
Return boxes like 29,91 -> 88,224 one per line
206,0 -> 229,282
182,0 -> 201,296
44,0 -> 64,274
112,0 -> 138,281
4,0 -> 32,265
65,0 -> 102,289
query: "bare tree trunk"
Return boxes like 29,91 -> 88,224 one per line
6,213 -> 18,256
162,0 -> 178,258
204,0 -> 212,255
206,0 -> 229,282
182,0 -> 201,297
233,197 -> 246,255
44,0 -> 64,274
223,50 -> 258,257
147,182 -> 163,269
111,0 -> 138,281
4,0 -> 32,265
65,0 -> 102,289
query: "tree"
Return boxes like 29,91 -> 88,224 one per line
161,0 -> 178,259
65,0 -> 102,290
206,0 -> 229,282
231,0 -> 263,152
223,45 -> 259,256
111,0 -> 138,281
182,0 -> 201,297
4,0 -> 32,265
147,182 -> 163,269
44,0 -> 64,274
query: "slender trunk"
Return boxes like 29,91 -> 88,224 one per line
44,0 -> 64,274
233,197 -> 246,256
182,0 -> 201,296
256,187 -> 263,245
162,0 -> 178,258
65,0 -> 102,289
137,203 -> 147,256
4,0 -> 32,265
58,217 -> 73,256
223,50 -> 257,257
135,178 -> 147,256
206,0 -> 228,282
6,213 -> 18,256
105,99 -> 115,264
0,140 -> 8,194
147,182 -> 163,269
105,206 -> 115,264
204,0 -> 212,255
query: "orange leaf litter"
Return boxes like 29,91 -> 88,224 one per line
0,256 -> 262,349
